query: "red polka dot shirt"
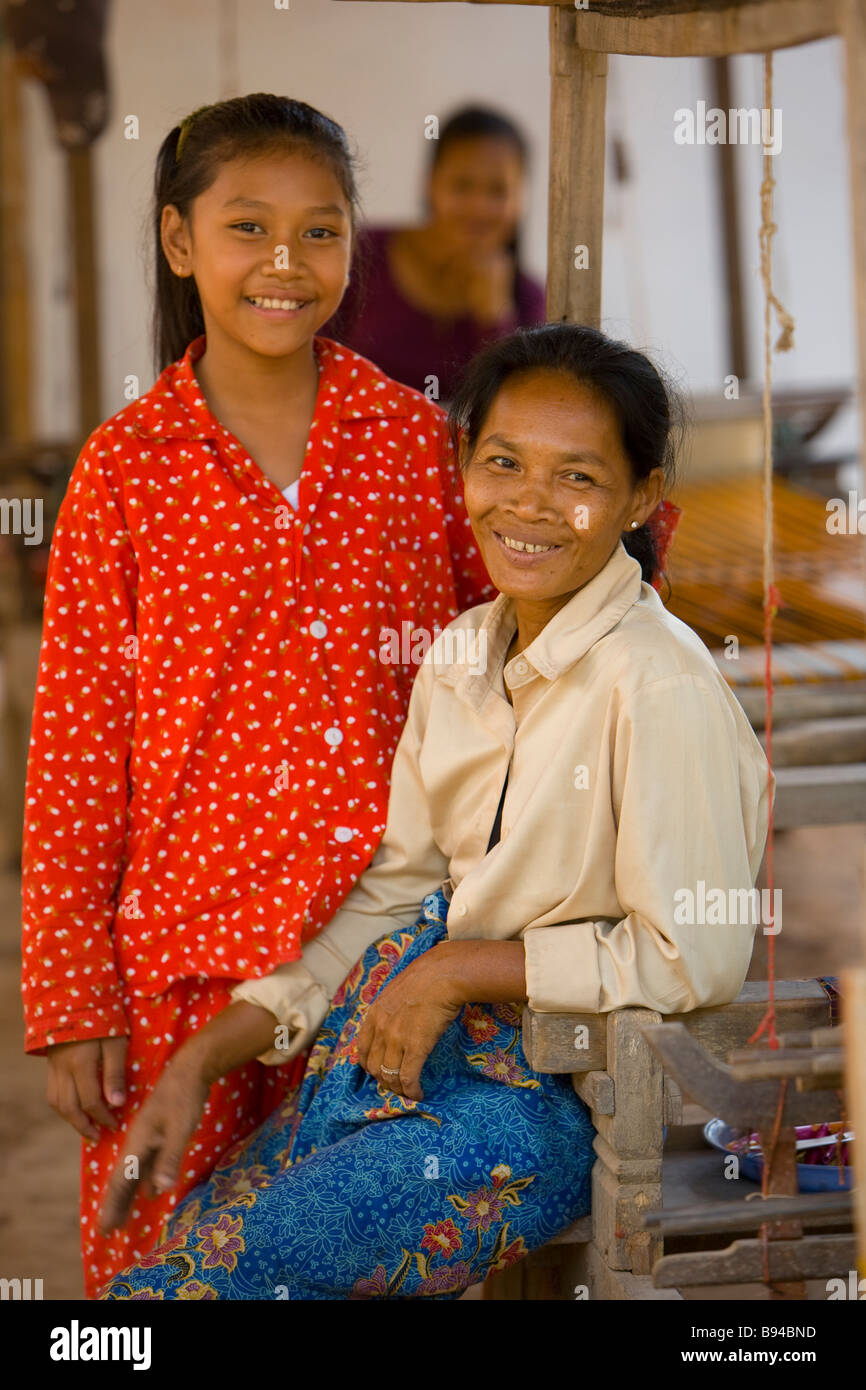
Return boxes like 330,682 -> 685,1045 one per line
21,335 -> 493,1053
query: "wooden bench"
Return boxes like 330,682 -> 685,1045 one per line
481,980 -> 834,1300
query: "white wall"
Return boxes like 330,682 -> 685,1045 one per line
20,1 -> 860,465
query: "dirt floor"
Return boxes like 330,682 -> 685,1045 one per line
1,780 -> 863,1301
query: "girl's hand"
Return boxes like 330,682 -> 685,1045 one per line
98,1048 -> 210,1233
356,944 -> 465,1102
46,1037 -> 129,1140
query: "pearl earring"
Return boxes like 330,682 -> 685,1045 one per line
630,521 -> 639,529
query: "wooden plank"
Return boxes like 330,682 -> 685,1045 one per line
573,1069 -> 615,1114
548,6 -> 607,326
653,1234 -> 856,1287
733,682 -> 866,729
773,763 -> 866,827
337,1 -> 839,56
759,716 -> 866,767
523,980 -> 830,1073
644,1190 -> 852,1236
672,980 -> 830,1059
521,1007 -> 606,1073
641,1022 -> 845,1126
0,45 -> 32,443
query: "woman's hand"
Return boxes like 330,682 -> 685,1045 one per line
98,1047 -> 210,1233
356,946 -> 464,1102
356,937 -> 528,1102
46,1037 -> 129,1140
98,999 -> 281,1233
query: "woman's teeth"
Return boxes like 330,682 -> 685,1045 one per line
247,296 -> 306,310
501,534 -> 557,554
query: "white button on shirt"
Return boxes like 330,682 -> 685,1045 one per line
232,541 -> 773,1063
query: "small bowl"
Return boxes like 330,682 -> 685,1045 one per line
703,1118 -> 852,1192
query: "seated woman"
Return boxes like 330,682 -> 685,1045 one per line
323,105 -> 546,400
99,323 -> 772,1301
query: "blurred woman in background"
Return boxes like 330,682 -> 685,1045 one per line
324,106 -> 546,400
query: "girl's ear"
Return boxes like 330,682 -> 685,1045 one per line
161,204 -> 191,275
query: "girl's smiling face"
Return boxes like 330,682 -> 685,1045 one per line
160,149 -> 352,359
461,368 -> 664,603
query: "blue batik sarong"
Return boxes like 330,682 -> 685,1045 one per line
101,887 -> 595,1300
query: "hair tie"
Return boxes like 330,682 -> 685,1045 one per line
175,105 -> 211,163
645,498 -> 682,587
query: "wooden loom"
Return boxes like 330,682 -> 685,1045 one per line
337,0 -> 866,1297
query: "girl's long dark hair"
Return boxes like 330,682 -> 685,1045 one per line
153,93 -> 362,371
448,323 -> 684,584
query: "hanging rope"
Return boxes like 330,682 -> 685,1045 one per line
748,52 -> 795,1055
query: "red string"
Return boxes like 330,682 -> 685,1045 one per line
748,581 -> 783,1051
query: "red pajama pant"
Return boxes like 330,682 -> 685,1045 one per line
81,978 -> 303,1299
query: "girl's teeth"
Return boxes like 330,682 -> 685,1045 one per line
502,535 -> 556,554
248,297 -> 304,310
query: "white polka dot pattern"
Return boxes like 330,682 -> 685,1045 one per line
21,334 -> 494,1052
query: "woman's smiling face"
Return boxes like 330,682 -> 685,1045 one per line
461,368 -> 664,603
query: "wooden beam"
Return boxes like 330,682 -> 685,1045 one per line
0,45 -> 32,444
548,6 -> 607,325
335,1 -> 839,57
773,762 -> 866,827
68,147 -> 101,439
653,1233 -> 856,1286
644,1191 -> 852,1236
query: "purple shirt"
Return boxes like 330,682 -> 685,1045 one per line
322,226 -> 547,400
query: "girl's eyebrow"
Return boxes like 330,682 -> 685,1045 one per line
221,196 -> 347,217
478,432 -> 608,467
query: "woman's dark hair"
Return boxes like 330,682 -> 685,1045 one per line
448,323 -> 684,586
429,105 -> 530,268
152,93 -> 362,371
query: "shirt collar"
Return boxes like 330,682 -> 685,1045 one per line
435,540 -> 645,703
129,334 -> 412,440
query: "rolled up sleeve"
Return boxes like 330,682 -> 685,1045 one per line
523,673 -> 773,1016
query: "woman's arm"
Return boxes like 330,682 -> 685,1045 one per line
356,937 -> 527,1102
98,999 -> 280,1231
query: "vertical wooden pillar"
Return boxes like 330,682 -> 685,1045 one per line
0,45 -> 33,444
68,147 -> 101,439
591,1008 -> 664,1274
547,6 -> 608,327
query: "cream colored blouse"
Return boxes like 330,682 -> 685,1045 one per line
231,540 -> 773,1063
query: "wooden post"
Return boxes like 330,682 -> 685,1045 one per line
0,45 -> 32,444
841,0 -> 866,626
68,146 -> 101,439
547,6 -> 608,326
591,1008 -> 664,1274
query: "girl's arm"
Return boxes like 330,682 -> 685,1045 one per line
23,431 -> 138,1058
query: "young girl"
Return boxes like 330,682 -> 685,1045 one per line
21,93 -> 492,1298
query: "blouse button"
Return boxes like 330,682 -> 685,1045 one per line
455,902 -> 468,916
513,659 -> 528,675
324,727 -> 343,746
310,620 -> 328,639
334,826 -> 354,843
